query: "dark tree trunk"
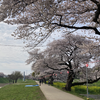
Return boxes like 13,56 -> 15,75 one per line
65,70 -> 75,91
50,75 -> 54,85
65,72 -> 100,91
13,80 -> 14,83
15,79 -> 18,83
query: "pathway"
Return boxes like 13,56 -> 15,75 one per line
36,81 -> 83,100
0,83 -> 9,88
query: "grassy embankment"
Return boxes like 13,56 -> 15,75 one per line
0,77 -> 9,83
0,79 -> 47,100
52,80 -> 100,100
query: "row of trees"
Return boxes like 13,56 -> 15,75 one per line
0,0 -> 100,91
26,34 -> 100,91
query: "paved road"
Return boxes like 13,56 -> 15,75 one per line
36,81 -> 83,100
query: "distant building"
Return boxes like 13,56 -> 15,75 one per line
0,72 -> 5,78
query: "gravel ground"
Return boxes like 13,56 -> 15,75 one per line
80,94 -> 100,99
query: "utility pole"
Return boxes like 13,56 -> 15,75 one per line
23,71 -> 25,81
86,64 -> 89,100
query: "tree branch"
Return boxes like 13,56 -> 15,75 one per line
56,14 -> 62,25
43,60 -> 69,71
72,77 -> 100,86
52,23 -> 100,35
90,0 -> 100,23
93,4 -> 100,23
90,0 -> 99,5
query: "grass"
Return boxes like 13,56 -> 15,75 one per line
0,80 -> 47,100
71,80 -> 100,95
0,77 -> 9,83
71,85 -> 100,94
89,80 -> 100,86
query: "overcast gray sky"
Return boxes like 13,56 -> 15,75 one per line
0,22 -> 32,75
0,22 -> 62,75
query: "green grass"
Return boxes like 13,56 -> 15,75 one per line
89,80 -> 100,86
71,85 -> 100,95
73,79 -> 80,83
0,77 -> 9,83
0,80 -> 47,100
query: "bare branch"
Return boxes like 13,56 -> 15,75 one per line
90,0 -> 99,5
52,23 -> 100,35
72,77 -> 100,86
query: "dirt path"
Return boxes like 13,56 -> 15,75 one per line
0,83 -> 9,88
36,81 -> 83,100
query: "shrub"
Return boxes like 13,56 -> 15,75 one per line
53,82 -> 66,89
53,81 -> 100,94
71,85 -> 100,94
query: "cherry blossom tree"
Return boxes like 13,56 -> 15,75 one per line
1,0 -> 100,91
26,34 -> 100,91
0,0 -> 100,47
44,34 -> 93,91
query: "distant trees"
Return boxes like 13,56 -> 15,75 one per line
8,71 -> 23,83
32,72 -> 35,77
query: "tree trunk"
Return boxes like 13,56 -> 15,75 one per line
50,75 -> 54,85
65,72 -> 100,91
65,71 -> 75,91
15,79 -> 17,83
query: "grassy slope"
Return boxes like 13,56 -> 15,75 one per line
0,77 -> 9,83
0,80 -> 47,100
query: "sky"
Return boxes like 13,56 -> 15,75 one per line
0,22 -> 32,75
0,22 -> 62,75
